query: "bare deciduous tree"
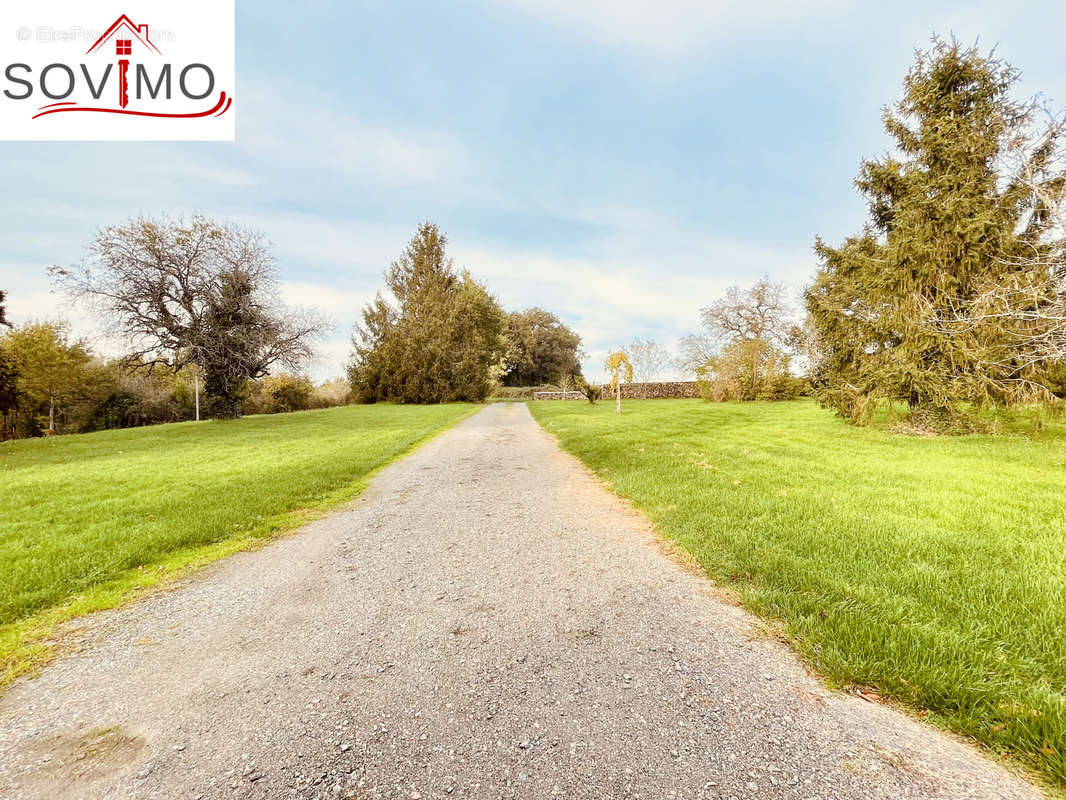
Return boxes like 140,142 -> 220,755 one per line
626,338 -> 672,387
51,216 -> 328,418
700,277 -> 793,345
677,332 -> 716,377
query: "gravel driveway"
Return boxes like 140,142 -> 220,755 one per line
0,403 -> 1041,799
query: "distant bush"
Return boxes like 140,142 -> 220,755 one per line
757,375 -> 811,401
694,337 -> 810,403
490,385 -> 537,400
266,374 -> 314,413
699,374 -> 809,403
699,378 -> 742,403
241,373 -> 347,415
311,378 -> 352,408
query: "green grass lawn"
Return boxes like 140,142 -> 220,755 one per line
529,398 -> 1066,790
0,403 -> 474,683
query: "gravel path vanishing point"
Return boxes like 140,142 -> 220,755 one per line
0,403 -> 1041,800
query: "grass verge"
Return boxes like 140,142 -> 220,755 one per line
0,402 -> 477,688
529,398 -> 1066,792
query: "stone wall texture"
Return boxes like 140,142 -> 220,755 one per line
532,382 -> 701,400
531,391 -> 587,401
602,381 -> 701,399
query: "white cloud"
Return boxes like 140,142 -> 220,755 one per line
236,81 -> 505,205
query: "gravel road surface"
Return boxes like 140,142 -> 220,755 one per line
0,403 -> 1040,799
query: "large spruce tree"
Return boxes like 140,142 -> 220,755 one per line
349,223 -> 507,403
806,39 -> 1065,428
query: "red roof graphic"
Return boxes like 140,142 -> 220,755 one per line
86,15 -> 161,56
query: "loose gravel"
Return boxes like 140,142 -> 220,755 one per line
0,403 -> 1041,799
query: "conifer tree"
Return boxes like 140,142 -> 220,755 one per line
349,223 -> 507,403
806,39 -> 1065,428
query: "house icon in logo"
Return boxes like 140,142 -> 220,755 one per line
86,15 -> 161,108
87,15 -> 161,56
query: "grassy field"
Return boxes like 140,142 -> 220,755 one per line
529,398 -> 1066,789
0,403 -> 474,684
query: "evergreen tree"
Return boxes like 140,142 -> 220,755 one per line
349,223 -> 507,403
0,291 -> 13,436
806,39 -> 1065,428
0,342 -> 17,437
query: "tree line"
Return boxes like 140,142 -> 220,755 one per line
0,220 -> 587,438
0,218 -> 345,439
0,317 -> 353,439
4,38 -> 1063,438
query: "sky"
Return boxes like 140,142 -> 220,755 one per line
2,0 -> 1065,382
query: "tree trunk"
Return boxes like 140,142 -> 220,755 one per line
616,380 -> 621,415
48,392 -> 55,434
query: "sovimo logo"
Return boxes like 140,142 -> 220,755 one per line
1,2 -> 234,141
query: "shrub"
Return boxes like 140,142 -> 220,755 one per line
311,378 -> 351,408
699,378 -> 743,403
577,378 -> 601,404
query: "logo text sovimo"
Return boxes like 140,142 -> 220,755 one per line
1,13 -> 232,123
3,63 -> 216,102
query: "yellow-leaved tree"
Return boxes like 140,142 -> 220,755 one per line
605,350 -> 633,415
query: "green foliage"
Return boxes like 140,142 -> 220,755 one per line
240,373 -> 345,415
1,322 -> 95,436
0,294 -> 12,437
576,377 -> 601,404
0,342 -> 17,436
756,373 -> 810,402
488,385 -> 540,401
264,373 -> 313,414
0,403 -> 473,633
502,308 -> 584,386
84,366 -> 196,432
531,398 -> 1066,789
806,39 -> 1066,429
54,217 -> 325,421
349,222 -> 508,403
699,337 -> 792,402
200,267 -> 265,419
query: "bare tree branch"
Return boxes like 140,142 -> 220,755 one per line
51,216 -> 330,417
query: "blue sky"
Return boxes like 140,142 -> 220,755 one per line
3,0 -> 1065,381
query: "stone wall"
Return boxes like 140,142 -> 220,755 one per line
531,391 -> 587,401
531,382 -> 702,400
599,381 -> 701,400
